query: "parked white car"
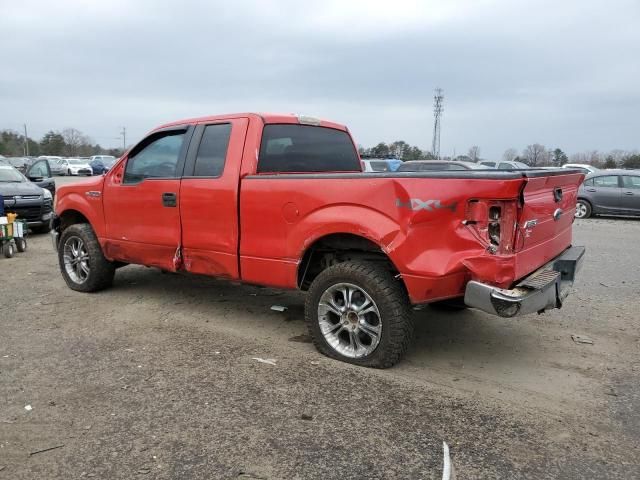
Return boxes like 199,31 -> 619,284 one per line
58,158 -> 93,176
562,163 -> 599,175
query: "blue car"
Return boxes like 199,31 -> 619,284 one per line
89,155 -> 117,175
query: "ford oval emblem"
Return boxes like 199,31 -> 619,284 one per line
553,208 -> 563,221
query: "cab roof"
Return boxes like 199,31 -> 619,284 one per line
154,113 -> 348,133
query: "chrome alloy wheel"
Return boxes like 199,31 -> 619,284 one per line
317,282 -> 382,358
63,236 -> 90,284
575,202 -> 588,218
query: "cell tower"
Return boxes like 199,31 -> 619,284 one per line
432,88 -> 444,159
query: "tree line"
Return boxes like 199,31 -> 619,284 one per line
5,128 -> 640,170
0,128 -> 122,158
359,141 -> 640,169
496,144 -> 640,169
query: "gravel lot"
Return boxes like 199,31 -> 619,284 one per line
1,177 -> 639,479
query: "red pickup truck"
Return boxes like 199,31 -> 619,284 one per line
52,113 -> 585,368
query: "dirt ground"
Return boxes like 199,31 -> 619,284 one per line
1,178 -> 639,478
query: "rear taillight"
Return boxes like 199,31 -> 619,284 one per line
464,199 -> 518,254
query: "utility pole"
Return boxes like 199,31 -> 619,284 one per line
431,88 -> 444,160
120,127 -> 126,152
23,124 -> 29,156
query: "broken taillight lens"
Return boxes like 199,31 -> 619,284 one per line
465,200 -> 518,254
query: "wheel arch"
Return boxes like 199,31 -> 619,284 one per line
297,232 -> 406,293
56,209 -> 90,231
55,201 -> 106,241
576,197 -> 594,215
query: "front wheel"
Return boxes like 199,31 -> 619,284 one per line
305,261 -> 414,368
575,199 -> 592,219
58,223 -> 115,292
3,242 -> 15,258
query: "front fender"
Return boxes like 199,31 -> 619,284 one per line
56,192 -> 106,238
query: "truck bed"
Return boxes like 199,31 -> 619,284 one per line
239,168 -> 584,303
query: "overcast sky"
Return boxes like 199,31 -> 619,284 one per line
1,0 -> 639,158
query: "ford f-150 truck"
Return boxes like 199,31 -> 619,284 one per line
52,113 -> 585,368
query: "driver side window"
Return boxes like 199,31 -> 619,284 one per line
124,131 -> 185,184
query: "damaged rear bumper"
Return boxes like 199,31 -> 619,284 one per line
464,245 -> 585,317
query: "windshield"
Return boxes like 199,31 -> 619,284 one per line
104,158 -> 116,167
0,167 -> 26,182
68,159 -> 85,165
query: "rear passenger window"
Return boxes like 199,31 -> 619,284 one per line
593,176 -> 619,187
258,124 -> 360,173
194,124 -> 231,177
622,176 -> 640,189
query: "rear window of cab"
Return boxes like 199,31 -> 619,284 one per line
257,124 -> 360,173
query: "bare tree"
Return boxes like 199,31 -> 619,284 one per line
62,128 -> 90,156
522,144 -> 547,167
608,149 -> 627,167
502,148 -> 517,163
468,146 -> 480,162
570,150 -> 605,167
587,150 -> 602,166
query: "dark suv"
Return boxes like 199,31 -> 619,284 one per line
0,163 -> 53,233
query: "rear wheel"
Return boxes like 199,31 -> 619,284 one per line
15,238 -> 27,253
305,261 -> 413,368
575,199 -> 592,219
58,223 -> 115,292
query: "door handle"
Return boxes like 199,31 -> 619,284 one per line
162,192 -> 177,207
623,191 -> 634,196
586,188 -> 596,192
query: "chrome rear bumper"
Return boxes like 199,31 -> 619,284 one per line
464,246 -> 585,317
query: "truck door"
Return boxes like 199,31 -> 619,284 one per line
179,118 -> 248,279
102,126 -> 193,270
25,159 -> 55,196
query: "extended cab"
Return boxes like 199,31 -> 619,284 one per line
52,113 -> 585,368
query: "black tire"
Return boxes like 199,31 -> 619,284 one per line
430,297 -> 468,311
3,242 -> 15,258
575,199 -> 592,219
31,224 -> 51,234
67,169 -> 72,176
305,261 -> 413,368
58,223 -> 115,292
15,238 -> 27,253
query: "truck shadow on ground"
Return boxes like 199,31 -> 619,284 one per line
105,266 -> 538,367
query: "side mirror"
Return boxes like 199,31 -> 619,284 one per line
29,176 -> 44,182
